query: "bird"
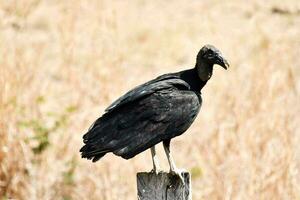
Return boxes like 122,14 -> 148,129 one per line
80,44 -> 229,182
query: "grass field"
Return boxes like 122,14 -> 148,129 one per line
0,0 -> 300,199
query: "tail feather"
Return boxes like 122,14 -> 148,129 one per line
91,153 -> 106,162
80,143 -> 108,161
80,114 -> 116,162
80,106 -> 149,162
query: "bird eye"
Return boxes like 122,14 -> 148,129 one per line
204,50 -> 214,59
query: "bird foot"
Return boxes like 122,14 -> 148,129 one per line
170,168 -> 186,184
151,168 -> 162,175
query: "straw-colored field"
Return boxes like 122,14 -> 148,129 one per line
1,0 -> 300,199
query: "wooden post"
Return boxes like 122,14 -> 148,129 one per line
137,171 -> 191,200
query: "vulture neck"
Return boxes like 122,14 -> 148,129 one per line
196,60 -> 213,82
179,67 -> 207,92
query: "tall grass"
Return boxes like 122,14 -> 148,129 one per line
0,0 -> 299,199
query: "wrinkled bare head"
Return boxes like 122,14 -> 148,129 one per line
196,44 -> 229,81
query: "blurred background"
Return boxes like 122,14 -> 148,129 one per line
0,0 -> 299,199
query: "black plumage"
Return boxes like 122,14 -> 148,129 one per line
80,45 -> 229,170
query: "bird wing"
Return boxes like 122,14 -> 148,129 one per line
110,88 -> 201,159
105,74 -> 189,112
81,77 -> 201,162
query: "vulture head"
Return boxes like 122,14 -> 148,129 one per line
196,44 -> 229,81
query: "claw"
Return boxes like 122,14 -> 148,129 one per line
170,168 -> 185,185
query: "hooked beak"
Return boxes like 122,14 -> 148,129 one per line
215,54 -> 229,70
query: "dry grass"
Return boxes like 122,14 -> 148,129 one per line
0,0 -> 300,199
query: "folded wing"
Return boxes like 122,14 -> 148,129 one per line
80,76 -> 201,162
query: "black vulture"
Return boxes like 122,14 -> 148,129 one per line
80,45 -> 229,181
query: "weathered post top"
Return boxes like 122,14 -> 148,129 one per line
137,171 -> 191,200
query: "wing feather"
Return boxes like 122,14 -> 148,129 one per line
105,74 -> 190,112
80,76 -> 201,161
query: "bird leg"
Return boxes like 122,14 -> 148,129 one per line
150,146 -> 161,174
163,140 -> 185,184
